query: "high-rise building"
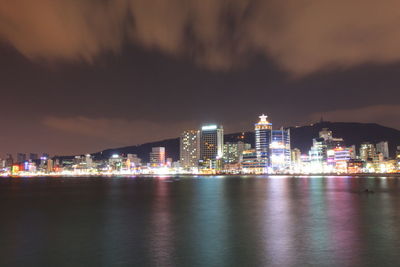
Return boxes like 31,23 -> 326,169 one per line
223,142 -> 240,164
360,143 -> 376,162
180,130 -> 200,169
255,115 -> 272,171
270,128 -> 291,171
200,125 -> 224,168
376,141 -> 389,159
223,141 -> 251,164
150,147 -> 166,167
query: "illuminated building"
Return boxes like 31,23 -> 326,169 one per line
127,154 -> 141,167
309,138 -> 326,163
241,149 -> 265,173
291,148 -> 302,169
347,159 -> 364,173
47,159 -> 54,173
180,130 -> 200,169
199,125 -> 224,169
223,141 -> 251,164
360,143 -> 376,162
150,147 -> 166,167
109,154 -> 123,171
255,115 -> 272,172
376,141 -> 389,159
270,128 -> 291,171
85,154 -> 93,169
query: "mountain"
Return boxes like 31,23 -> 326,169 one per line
72,121 -> 400,161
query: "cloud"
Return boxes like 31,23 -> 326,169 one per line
42,116 -> 196,146
2,0 -> 400,74
309,105 -> 400,130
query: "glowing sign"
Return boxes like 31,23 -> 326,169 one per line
202,125 -> 217,131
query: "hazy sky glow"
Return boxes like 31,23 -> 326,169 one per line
0,0 -> 399,155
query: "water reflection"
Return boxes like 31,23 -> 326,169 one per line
0,176 -> 400,266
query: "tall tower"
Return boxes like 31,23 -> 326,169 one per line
255,115 -> 272,170
200,125 -> 224,168
180,130 -> 200,169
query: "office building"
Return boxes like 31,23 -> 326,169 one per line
270,128 -> 291,171
180,130 -> 200,169
200,125 -> 224,168
223,141 -> 250,164
255,115 -> 272,171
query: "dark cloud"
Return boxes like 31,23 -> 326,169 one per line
2,0 -> 400,74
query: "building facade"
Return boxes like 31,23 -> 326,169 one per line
255,115 -> 272,171
180,130 -> 200,169
199,125 -> 224,169
150,147 -> 166,167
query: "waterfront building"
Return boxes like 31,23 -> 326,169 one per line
241,149 -> 265,173
223,141 -> 250,164
199,125 -> 224,169
270,128 -> 291,171
150,147 -> 166,167
127,154 -> 141,168
360,143 -> 376,162
180,130 -> 200,169
85,154 -> 93,169
47,159 -> 54,173
255,115 -> 272,172
291,148 -> 302,170
376,141 -> 389,159
109,154 -> 123,171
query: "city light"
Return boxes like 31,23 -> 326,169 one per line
0,115 -> 399,177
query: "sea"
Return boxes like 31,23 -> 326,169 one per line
1,175 -> 400,267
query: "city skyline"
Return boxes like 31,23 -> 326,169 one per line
1,1 -> 400,156
3,115 -> 399,176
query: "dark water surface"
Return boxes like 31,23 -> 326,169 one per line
1,176 -> 400,267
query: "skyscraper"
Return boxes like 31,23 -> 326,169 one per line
270,128 -> 291,171
200,125 -> 224,169
255,115 -> 272,171
180,130 -> 200,169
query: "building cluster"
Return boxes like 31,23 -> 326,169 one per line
2,115 -> 400,176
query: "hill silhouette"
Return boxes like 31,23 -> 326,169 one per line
86,121 -> 400,161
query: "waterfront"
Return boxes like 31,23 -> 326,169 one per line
1,176 -> 400,266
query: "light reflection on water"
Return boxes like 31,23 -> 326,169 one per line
0,176 -> 400,266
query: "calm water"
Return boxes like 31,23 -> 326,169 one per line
1,176 -> 400,267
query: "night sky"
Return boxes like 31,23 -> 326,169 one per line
0,0 -> 399,156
